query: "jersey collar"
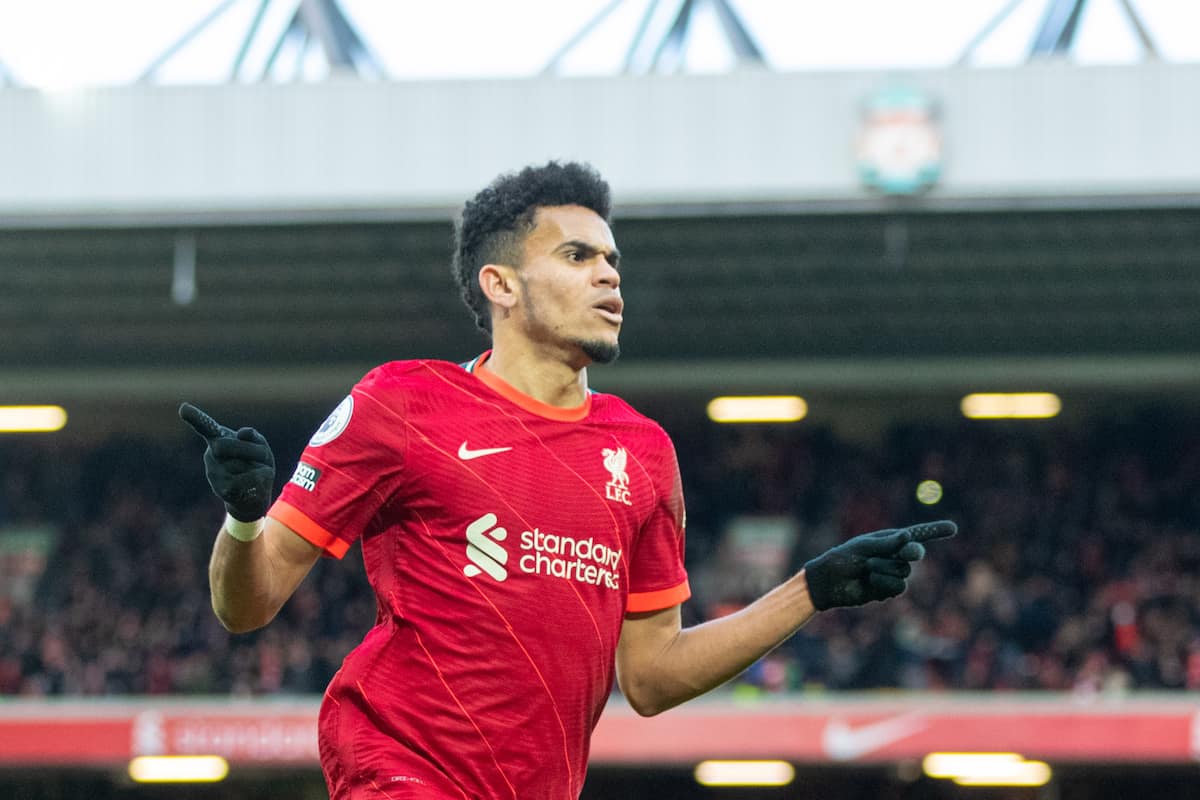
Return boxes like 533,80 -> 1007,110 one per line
466,351 -> 592,422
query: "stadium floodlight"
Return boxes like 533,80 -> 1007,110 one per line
0,405 -> 68,433
923,752 -> 1052,787
707,396 -> 807,423
694,760 -> 795,787
960,393 -> 1061,420
954,763 -> 1051,787
128,755 -> 229,783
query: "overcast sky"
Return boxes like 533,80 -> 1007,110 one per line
0,0 -> 1193,89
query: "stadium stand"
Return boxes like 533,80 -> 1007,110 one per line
4,406 -> 1197,699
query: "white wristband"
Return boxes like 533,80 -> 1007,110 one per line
223,513 -> 265,542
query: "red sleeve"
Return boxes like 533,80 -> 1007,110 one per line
626,433 -> 690,613
268,367 -> 406,558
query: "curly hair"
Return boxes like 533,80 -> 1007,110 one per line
452,161 -> 612,335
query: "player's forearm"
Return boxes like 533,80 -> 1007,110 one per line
636,572 -> 817,715
208,522 -> 283,633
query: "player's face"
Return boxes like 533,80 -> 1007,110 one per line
516,205 -> 623,365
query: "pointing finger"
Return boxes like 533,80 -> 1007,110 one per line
866,527 -> 900,539
179,402 -> 230,441
905,520 -> 957,543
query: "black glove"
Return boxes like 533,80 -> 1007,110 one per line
803,520 -> 957,611
179,402 -> 275,522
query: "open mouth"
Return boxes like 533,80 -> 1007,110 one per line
593,299 -> 623,324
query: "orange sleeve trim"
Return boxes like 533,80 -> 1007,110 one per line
626,579 -> 691,613
269,500 -> 350,559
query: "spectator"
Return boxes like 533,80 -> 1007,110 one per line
3,411 -> 1200,696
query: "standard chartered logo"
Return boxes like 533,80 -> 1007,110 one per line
463,513 -> 509,581
462,513 -> 621,590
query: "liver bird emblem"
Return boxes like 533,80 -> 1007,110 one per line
602,447 -> 629,487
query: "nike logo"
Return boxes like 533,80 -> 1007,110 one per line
458,442 -> 513,460
821,713 -> 926,761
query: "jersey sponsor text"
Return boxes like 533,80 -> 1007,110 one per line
462,513 -> 622,590
519,527 -> 622,589
289,461 -> 321,492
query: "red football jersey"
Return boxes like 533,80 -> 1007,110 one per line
269,353 -> 690,799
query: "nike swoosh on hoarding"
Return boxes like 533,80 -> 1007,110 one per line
458,442 -> 514,460
821,713 -> 927,761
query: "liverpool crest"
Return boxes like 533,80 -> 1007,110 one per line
602,447 -> 632,506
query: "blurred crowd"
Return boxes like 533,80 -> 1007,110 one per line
673,406 -> 1200,696
2,404 -> 1199,698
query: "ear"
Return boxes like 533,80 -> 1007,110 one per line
479,263 -> 519,312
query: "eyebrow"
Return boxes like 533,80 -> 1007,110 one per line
558,240 -> 621,268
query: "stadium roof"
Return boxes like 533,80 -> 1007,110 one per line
0,0 -> 1196,89
6,206 -> 1200,406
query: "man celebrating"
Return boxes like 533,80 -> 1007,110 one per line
181,161 -> 955,799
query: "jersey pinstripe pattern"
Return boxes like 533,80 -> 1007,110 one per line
271,354 -> 689,799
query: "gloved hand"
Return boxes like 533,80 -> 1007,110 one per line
179,402 -> 275,522
803,520 -> 957,611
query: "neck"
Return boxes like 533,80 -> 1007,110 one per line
483,338 -> 590,409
